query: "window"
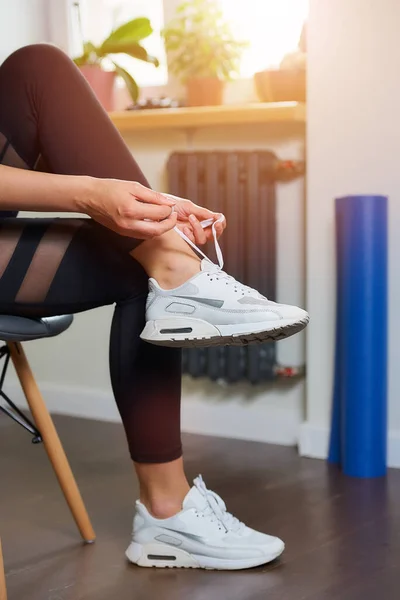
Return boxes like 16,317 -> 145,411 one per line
219,0 -> 308,75
73,0 -> 168,87
71,0 -> 308,90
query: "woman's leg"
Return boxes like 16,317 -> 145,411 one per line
0,45 -> 288,570
0,43 -> 191,515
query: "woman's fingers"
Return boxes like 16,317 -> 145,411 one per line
134,211 -> 178,237
163,193 -> 190,203
189,214 -> 207,245
183,226 -> 196,243
131,182 -> 176,206
200,215 -> 226,241
177,212 -> 226,245
171,197 -> 220,221
182,202 -> 220,223
215,219 -> 226,238
190,205 -> 218,222
134,202 -> 173,221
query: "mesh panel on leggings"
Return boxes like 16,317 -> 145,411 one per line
15,220 -> 84,303
0,220 -> 83,304
0,224 -> 24,279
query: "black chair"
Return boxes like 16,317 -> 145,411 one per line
0,315 -> 95,545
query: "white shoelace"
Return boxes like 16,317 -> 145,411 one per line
194,475 -> 245,534
173,214 -> 225,269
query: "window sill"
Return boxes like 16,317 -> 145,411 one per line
109,102 -> 306,132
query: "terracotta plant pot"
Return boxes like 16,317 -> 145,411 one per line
79,65 -> 116,111
254,69 -> 306,103
186,77 -> 225,107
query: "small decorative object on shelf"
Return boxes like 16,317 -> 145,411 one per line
254,21 -> 307,103
163,0 -> 247,107
73,2 -> 159,111
127,97 -> 184,111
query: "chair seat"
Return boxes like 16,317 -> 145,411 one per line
0,314 -> 73,342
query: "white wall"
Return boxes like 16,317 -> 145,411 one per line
301,0 -> 400,465
0,0 -> 49,62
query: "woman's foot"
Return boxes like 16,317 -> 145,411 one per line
126,475 -> 284,570
140,258 -> 309,347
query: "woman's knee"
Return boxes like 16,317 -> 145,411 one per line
1,44 -> 73,79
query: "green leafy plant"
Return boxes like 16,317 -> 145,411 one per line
162,0 -> 247,82
74,17 -> 159,102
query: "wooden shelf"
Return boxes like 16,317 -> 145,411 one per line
109,102 -> 306,132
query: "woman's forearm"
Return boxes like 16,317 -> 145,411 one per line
0,165 -> 92,212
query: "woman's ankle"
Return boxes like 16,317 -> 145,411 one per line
140,493 -> 187,519
131,229 -> 201,289
151,253 -> 200,289
134,457 -> 191,519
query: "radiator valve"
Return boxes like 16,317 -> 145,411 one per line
274,159 -> 305,181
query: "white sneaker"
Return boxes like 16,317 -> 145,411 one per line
140,217 -> 308,347
126,475 -> 284,570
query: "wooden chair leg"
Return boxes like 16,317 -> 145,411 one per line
0,538 -> 7,600
8,342 -> 96,543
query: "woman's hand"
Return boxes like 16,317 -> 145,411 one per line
166,195 -> 226,245
81,181 -> 227,243
79,178 -> 178,239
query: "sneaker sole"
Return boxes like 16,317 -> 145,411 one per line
126,540 -> 284,571
140,315 -> 309,348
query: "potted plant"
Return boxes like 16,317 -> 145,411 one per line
74,17 -> 159,111
163,0 -> 247,107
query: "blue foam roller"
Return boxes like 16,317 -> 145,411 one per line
335,195 -> 388,478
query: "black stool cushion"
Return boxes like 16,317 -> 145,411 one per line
0,315 -> 73,342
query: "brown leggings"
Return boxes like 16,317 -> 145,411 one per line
0,44 -> 182,463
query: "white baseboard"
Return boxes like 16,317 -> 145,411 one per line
299,422 -> 400,469
181,377 -> 304,445
3,380 -> 122,422
298,422 -> 330,459
3,376 -> 304,446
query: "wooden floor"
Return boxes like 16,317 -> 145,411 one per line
1,414 -> 400,600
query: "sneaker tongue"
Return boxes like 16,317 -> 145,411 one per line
200,258 -> 219,272
182,486 -> 208,511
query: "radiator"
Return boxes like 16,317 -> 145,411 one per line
167,150 -> 300,384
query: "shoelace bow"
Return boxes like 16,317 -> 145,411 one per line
193,475 -> 245,534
